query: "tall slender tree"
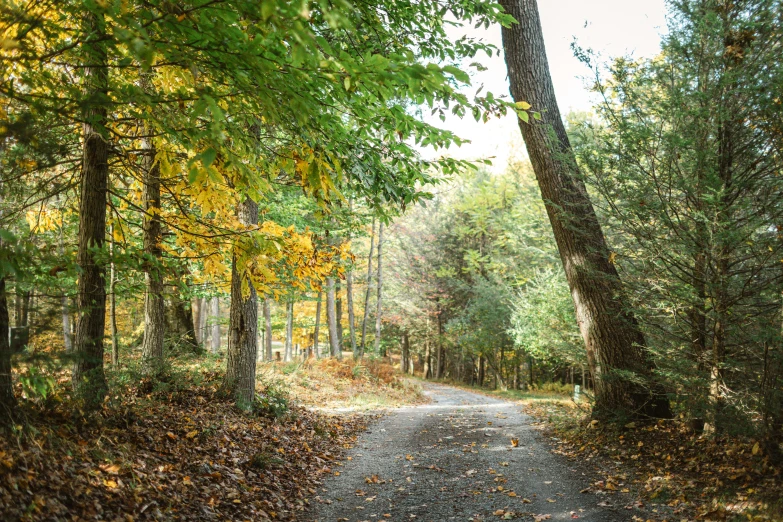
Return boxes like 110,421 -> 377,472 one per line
373,223 -> 384,355
284,301 -> 293,362
360,218 -> 376,356
326,278 -> 340,358
313,291 -> 323,359
72,9 -> 110,407
140,87 -> 165,374
210,297 -> 220,354
264,298 -> 272,361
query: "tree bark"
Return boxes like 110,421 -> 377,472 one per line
346,271 -> 358,357
500,0 -> 671,418
58,203 -> 73,352
423,335 -> 432,379
326,278 -> 341,358
224,197 -> 259,410
198,296 -> 208,347
72,9 -> 109,407
401,332 -> 410,374
109,227 -> 119,365
172,284 -> 198,352
373,222 -> 384,355
140,109 -> 165,374
0,275 -> 15,418
210,296 -> 220,353
192,296 -> 203,346
360,218 -> 376,356
313,291 -> 322,359
284,300 -> 293,362
264,298 -> 272,361
335,279 -> 344,350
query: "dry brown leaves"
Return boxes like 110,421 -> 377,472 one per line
0,371 -> 367,521
523,401 -> 783,521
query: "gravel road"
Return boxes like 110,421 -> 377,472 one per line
306,383 -> 625,522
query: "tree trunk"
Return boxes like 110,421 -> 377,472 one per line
326,278 -> 341,358
173,290 -> 198,351
360,218 -> 376,356
109,227 -> 119,366
373,222 -> 384,355
313,292 -> 322,359
198,296 -> 208,347
500,0 -> 670,419
284,300 -> 293,362
335,279 -> 344,350
224,197 -> 259,410
58,205 -> 73,352
347,271 -> 358,358
210,296 -> 220,353
423,338 -> 432,379
435,305 -> 443,379
0,275 -> 14,417
140,109 -> 165,374
402,332 -> 410,374
264,298 -> 272,361
193,296 -> 203,346
72,9 -> 109,408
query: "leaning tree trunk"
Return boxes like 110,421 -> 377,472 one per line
224,197 -> 259,410
72,9 -> 109,408
140,111 -> 165,374
313,291 -> 322,359
284,300 -> 293,362
499,0 -> 671,418
263,298 -> 272,361
373,223 -> 384,355
326,278 -> 341,358
360,218 -> 376,356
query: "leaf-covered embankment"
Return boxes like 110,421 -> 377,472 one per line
522,400 -> 783,521
0,367 -> 369,521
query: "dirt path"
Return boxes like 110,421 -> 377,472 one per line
307,383 -> 624,521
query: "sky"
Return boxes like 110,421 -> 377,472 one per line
422,0 -> 669,171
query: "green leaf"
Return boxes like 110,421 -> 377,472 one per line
201,148 -> 217,168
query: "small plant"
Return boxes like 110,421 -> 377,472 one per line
253,380 -> 290,419
351,364 -> 369,380
18,366 -> 56,402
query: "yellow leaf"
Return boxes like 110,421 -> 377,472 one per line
0,37 -> 19,50
510,438 -> 519,447
515,101 -> 532,110
752,442 -> 760,455
186,430 -> 199,439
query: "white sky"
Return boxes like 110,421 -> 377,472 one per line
422,0 -> 668,171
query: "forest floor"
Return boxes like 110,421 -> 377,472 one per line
0,354 -> 421,521
423,382 -> 783,522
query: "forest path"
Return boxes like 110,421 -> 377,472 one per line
306,383 -> 624,522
